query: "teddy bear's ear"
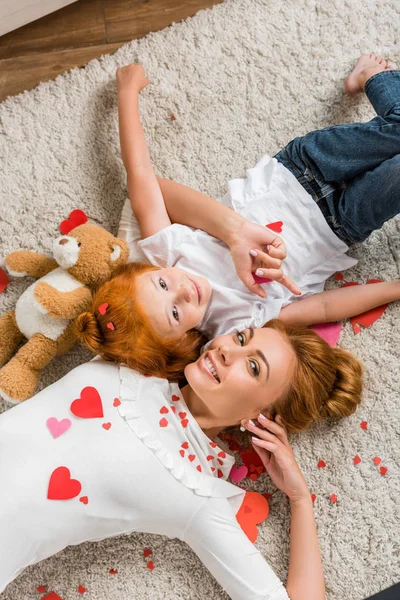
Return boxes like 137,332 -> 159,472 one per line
109,239 -> 128,268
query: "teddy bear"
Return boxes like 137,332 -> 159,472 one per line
0,220 -> 129,403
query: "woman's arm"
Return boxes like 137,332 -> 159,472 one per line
246,415 -> 325,600
279,280 -> 400,327
117,64 -> 171,238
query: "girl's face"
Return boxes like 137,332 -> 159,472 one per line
184,327 -> 296,429
136,267 -> 212,339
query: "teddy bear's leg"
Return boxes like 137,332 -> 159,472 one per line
0,311 -> 24,367
0,334 -> 58,403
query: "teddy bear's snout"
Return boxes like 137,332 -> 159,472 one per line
59,239 -> 68,246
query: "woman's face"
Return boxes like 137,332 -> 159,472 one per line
135,267 -> 212,339
184,327 -> 297,429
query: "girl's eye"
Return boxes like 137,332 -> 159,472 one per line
159,278 -> 167,290
249,359 -> 260,378
236,331 -> 245,346
172,307 -> 179,322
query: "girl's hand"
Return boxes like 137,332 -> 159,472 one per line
116,64 -> 149,94
243,414 -> 310,502
227,219 -> 301,298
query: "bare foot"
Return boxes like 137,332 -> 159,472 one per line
344,53 -> 397,96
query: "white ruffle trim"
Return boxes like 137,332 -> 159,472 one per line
117,367 -> 243,500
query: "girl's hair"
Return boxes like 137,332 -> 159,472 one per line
263,319 -> 363,433
74,262 -> 204,381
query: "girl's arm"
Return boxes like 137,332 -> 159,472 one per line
279,280 -> 400,327
117,64 -> 171,238
246,415 -> 325,600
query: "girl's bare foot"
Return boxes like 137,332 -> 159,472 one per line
344,53 -> 397,96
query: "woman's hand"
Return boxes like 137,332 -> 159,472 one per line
116,64 -> 149,94
227,219 -> 301,298
243,414 -> 310,503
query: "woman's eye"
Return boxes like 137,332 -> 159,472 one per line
159,278 -> 167,290
236,331 -> 245,346
172,307 -> 179,322
249,359 -> 260,377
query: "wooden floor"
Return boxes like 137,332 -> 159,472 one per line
0,0 -> 222,102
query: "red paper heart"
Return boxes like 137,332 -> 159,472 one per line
311,493 -> 317,503
159,418 -> 168,428
181,442 -> 189,449
98,302 -> 109,315
252,273 -> 273,285
330,494 -> 338,503
109,568 -> 118,575
373,456 -> 382,466
77,585 -> 87,594
360,421 -> 368,430
160,406 -> 169,414
146,561 -> 155,570
47,467 -> 82,500
178,411 -> 187,419
59,209 -> 88,235
102,422 -> 111,431
106,322 -> 115,331
197,465 -> 202,472
342,280 -> 389,334
188,454 -> 196,462
266,221 -> 283,233
354,456 -> 362,465
171,394 -> 180,402
317,460 -> 326,468
248,473 -> 258,481
263,493 -> 272,500
113,398 -> 121,407
335,272 -> 344,281
42,594 -> 64,600
179,450 -> 185,457
181,419 -> 189,428
0,267 -> 9,294
79,496 -> 88,505
36,586 -> 47,593
70,387 -> 104,419
236,491 -> 269,542
240,449 -> 265,471
143,548 -> 152,558
380,466 -> 388,476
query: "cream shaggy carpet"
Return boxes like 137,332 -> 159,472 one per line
0,0 -> 399,598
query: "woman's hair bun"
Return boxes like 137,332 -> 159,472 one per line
323,347 -> 363,418
74,312 -> 103,354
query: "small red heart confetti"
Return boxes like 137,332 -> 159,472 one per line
113,398 -> 121,407
109,568 -> 118,575
0,267 -> 9,294
98,303 -> 108,315
42,594 -> 63,600
373,456 -> 382,466
143,548 -> 152,558
102,422 -> 111,431
197,465 -> 202,472
181,419 -> 189,428
317,460 -> 326,468
169,113 -> 177,121
360,421 -> 368,430
188,454 -> 196,462
60,209 -> 88,235
160,406 -> 169,414
106,322 -> 115,331
36,586 -> 47,593
342,280 -> 389,334
353,455 -> 362,465
206,455 -> 214,461
47,466 -> 82,500
380,466 -> 388,476
217,469 -> 224,478
77,585 -> 87,594
311,493 -> 317,503
330,494 -> 338,503
218,451 -> 226,459
181,442 -> 189,449
263,492 -> 272,500
79,496 -> 89,505
266,220 -> 283,233
159,418 -> 168,428
179,449 -> 185,457
335,273 -> 344,281
248,473 -> 258,482
209,441 -> 217,448
171,395 -> 180,402
70,386 -> 104,419
178,411 -> 187,419
146,561 -> 155,570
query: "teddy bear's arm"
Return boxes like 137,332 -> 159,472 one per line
34,283 -> 92,319
5,251 -> 58,279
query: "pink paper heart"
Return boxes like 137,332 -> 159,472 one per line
310,322 -> 342,347
46,417 -> 72,439
230,464 -> 249,483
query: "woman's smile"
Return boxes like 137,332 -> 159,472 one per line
201,353 -> 220,383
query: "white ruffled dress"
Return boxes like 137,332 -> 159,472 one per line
0,359 -> 289,600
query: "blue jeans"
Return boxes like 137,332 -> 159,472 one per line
274,70 -> 400,244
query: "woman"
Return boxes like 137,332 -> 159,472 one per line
0,320 -> 349,600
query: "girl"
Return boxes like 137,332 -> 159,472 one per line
76,56 -> 400,381
1,318 -> 358,600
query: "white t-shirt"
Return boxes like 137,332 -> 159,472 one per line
0,359 -> 289,600
118,154 -> 357,339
